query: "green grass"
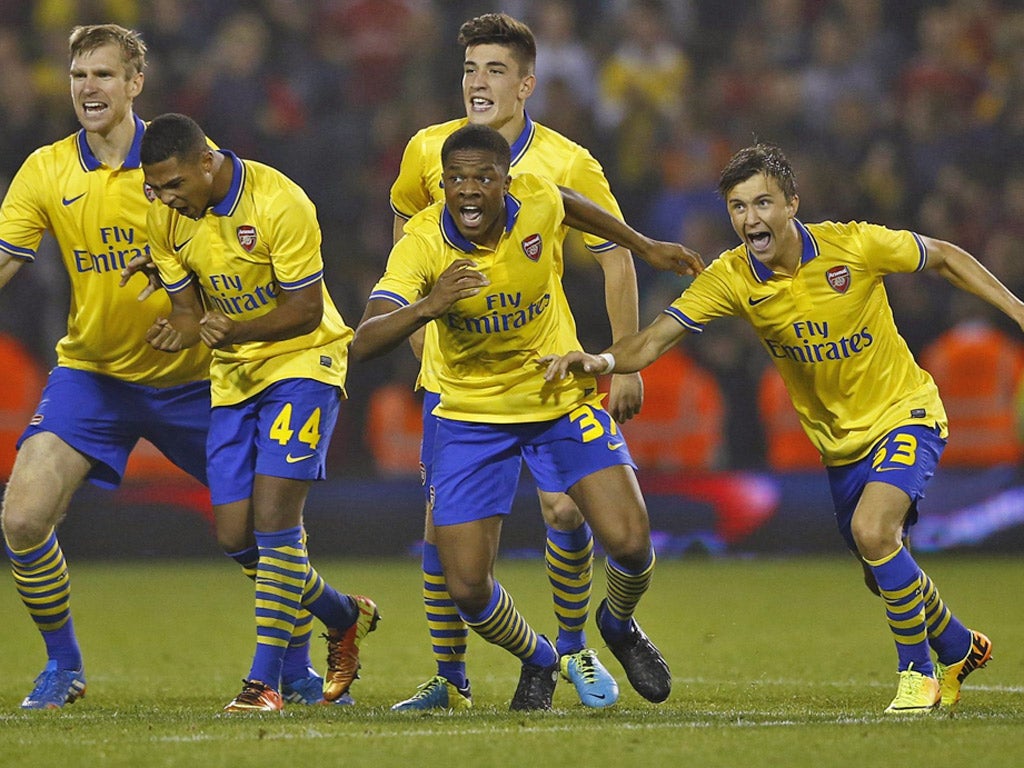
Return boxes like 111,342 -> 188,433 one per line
1,555 -> 1022,767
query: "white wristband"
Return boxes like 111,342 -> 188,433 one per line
597,352 -> 615,374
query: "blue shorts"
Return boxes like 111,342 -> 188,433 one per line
207,378 -> 340,506
17,366 -> 210,488
827,424 -> 946,552
420,390 -> 441,494
430,402 -> 636,526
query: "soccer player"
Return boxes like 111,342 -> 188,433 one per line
352,123 -> 698,710
543,143 -> 1011,714
139,112 -> 378,713
388,12 -> 682,711
0,24 -> 339,711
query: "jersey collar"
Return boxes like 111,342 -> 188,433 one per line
76,114 -> 146,171
210,150 -> 245,217
440,192 -> 522,253
746,219 -> 819,283
509,113 -> 536,167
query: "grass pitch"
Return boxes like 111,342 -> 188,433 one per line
1,555 -> 1021,767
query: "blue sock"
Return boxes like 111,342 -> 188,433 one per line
6,531 -> 83,670
461,581 -> 557,668
546,523 -> 593,656
303,567 -> 357,630
867,545 -> 933,675
424,543 -> 467,689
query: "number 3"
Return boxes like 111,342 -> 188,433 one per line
568,404 -> 617,443
871,432 -> 917,470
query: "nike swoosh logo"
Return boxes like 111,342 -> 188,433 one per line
173,237 -> 193,252
62,192 -> 86,206
285,453 -> 315,463
607,440 -> 624,450
748,294 -> 773,306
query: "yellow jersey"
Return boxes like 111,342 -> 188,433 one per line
0,115 -> 211,386
391,114 -> 623,393
666,219 -> 947,465
371,173 -> 599,423
148,151 -> 352,406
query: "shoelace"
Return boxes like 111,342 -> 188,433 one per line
323,632 -> 358,679
410,676 -> 445,700
572,652 -> 600,684
30,671 -> 67,701
893,667 -> 930,703
234,680 -> 270,706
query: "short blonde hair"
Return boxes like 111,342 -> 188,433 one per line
69,24 -> 147,78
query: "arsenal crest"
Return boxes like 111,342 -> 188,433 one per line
142,182 -> 156,202
825,265 -> 851,294
522,233 -> 542,261
237,225 -> 257,252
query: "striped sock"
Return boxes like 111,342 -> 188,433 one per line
422,542 -> 468,687
301,564 -> 357,630
461,580 -> 556,668
228,544 -> 316,681
866,545 -> 933,675
546,522 -> 593,656
249,527 -> 307,688
920,572 -> 972,664
600,548 -> 656,638
5,529 -> 82,670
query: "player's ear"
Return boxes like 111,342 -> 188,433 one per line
128,71 -> 144,99
788,194 -> 800,218
200,148 -> 215,174
519,73 -> 536,100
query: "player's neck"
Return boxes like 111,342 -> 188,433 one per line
495,114 -> 527,148
84,112 -> 136,169
208,151 -> 233,207
772,222 -> 803,275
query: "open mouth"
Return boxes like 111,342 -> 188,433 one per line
748,230 -> 772,252
82,101 -> 107,115
460,205 -> 483,227
469,97 -> 493,113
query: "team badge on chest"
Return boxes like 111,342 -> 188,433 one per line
825,265 -> 851,294
522,233 -> 542,261
236,225 -> 257,252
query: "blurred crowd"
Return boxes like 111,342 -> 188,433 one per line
3,0 -> 1024,474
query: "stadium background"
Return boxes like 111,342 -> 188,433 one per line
2,0 -> 1023,557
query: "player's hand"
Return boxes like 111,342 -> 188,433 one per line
145,317 -> 185,352
199,310 -> 236,348
120,252 -> 162,301
540,351 -> 606,381
421,259 -> 489,318
637,239 -> 704,277
607,371 -> 644,423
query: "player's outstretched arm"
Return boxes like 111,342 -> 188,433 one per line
558,185 -> 704,276
350,258 -> 489,363
922,235 -> 1024,331
541,314 -> 688,381
592,244 -> 643,422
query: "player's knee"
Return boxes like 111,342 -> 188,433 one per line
445,575 -> 493,617
216,530 -> 253,555
598,527 -> 651,570
539,492 -> 584,530
850,520 -> 901,561
0,501 -> 54,552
